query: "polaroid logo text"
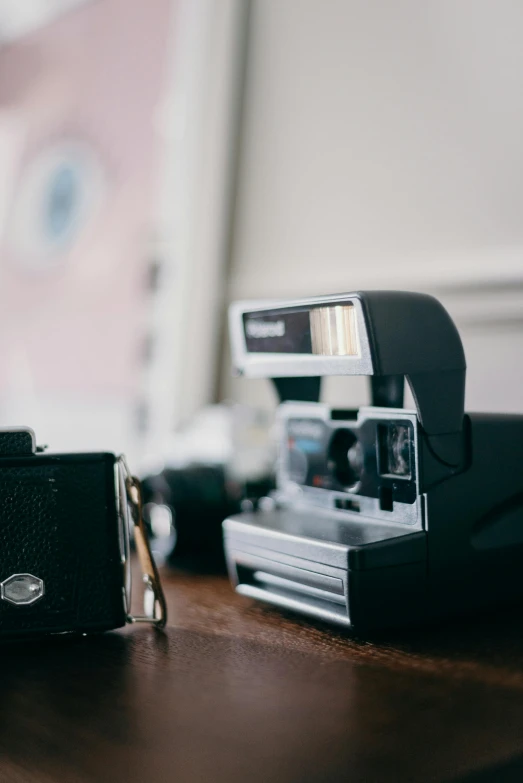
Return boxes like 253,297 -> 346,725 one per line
288,419 -> 324,440
245,319 -> 285,339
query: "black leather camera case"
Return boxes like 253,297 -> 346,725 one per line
0,451 -> 126,637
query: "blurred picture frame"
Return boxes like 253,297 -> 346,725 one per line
0,0 -> 248,464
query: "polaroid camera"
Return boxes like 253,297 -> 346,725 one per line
223,291 -> 523,630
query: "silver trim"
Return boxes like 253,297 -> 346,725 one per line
224,517 -> 352,569
115,459 -> 132,615
236,583 -> 351,627
252,571 -> 347,605
231,547 -> 346,593
117,455 -> 167,628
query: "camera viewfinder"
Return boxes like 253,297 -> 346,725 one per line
378,423 -> 412,479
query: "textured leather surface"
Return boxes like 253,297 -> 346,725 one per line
0,430 -> 34,455
0,453 -> 126,636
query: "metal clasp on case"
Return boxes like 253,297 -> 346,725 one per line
0,573 -> 44,605
117,456 -> 167,629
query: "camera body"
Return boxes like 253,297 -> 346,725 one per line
0,428 -> 165,638
223,291 -> 523,630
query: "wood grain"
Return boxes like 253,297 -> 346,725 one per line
2,567 -> 523,782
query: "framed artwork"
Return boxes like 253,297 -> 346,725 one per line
0,0 -> 247,463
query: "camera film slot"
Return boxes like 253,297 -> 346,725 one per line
232,548 -> 350,626
310,305 -> 358,357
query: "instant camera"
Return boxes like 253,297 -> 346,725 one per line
223,291 -> 523,630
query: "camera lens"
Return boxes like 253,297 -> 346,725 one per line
328,428 -> 363,490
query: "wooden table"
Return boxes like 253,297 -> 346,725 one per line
2,568 -> 523,782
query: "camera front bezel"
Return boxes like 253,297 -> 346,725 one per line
277,402 -> 423,530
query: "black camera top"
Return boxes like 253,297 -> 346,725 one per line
0,428 -> 37,457
230,291 -> 466,467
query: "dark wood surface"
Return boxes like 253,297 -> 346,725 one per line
3,568 -> 523,782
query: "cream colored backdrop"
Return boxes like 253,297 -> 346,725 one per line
219,0 -> 523,416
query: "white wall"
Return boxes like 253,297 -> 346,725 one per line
221,0 -> 523,415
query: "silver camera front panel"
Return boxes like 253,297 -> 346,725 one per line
276,403 -> 423,530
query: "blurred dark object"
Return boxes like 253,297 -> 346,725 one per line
141,465 -> 274,572
140,404 -> 275,572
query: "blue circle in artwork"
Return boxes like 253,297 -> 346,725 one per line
43,163 -> 80,243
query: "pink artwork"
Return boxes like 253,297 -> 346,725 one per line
0,0 -> 172,449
